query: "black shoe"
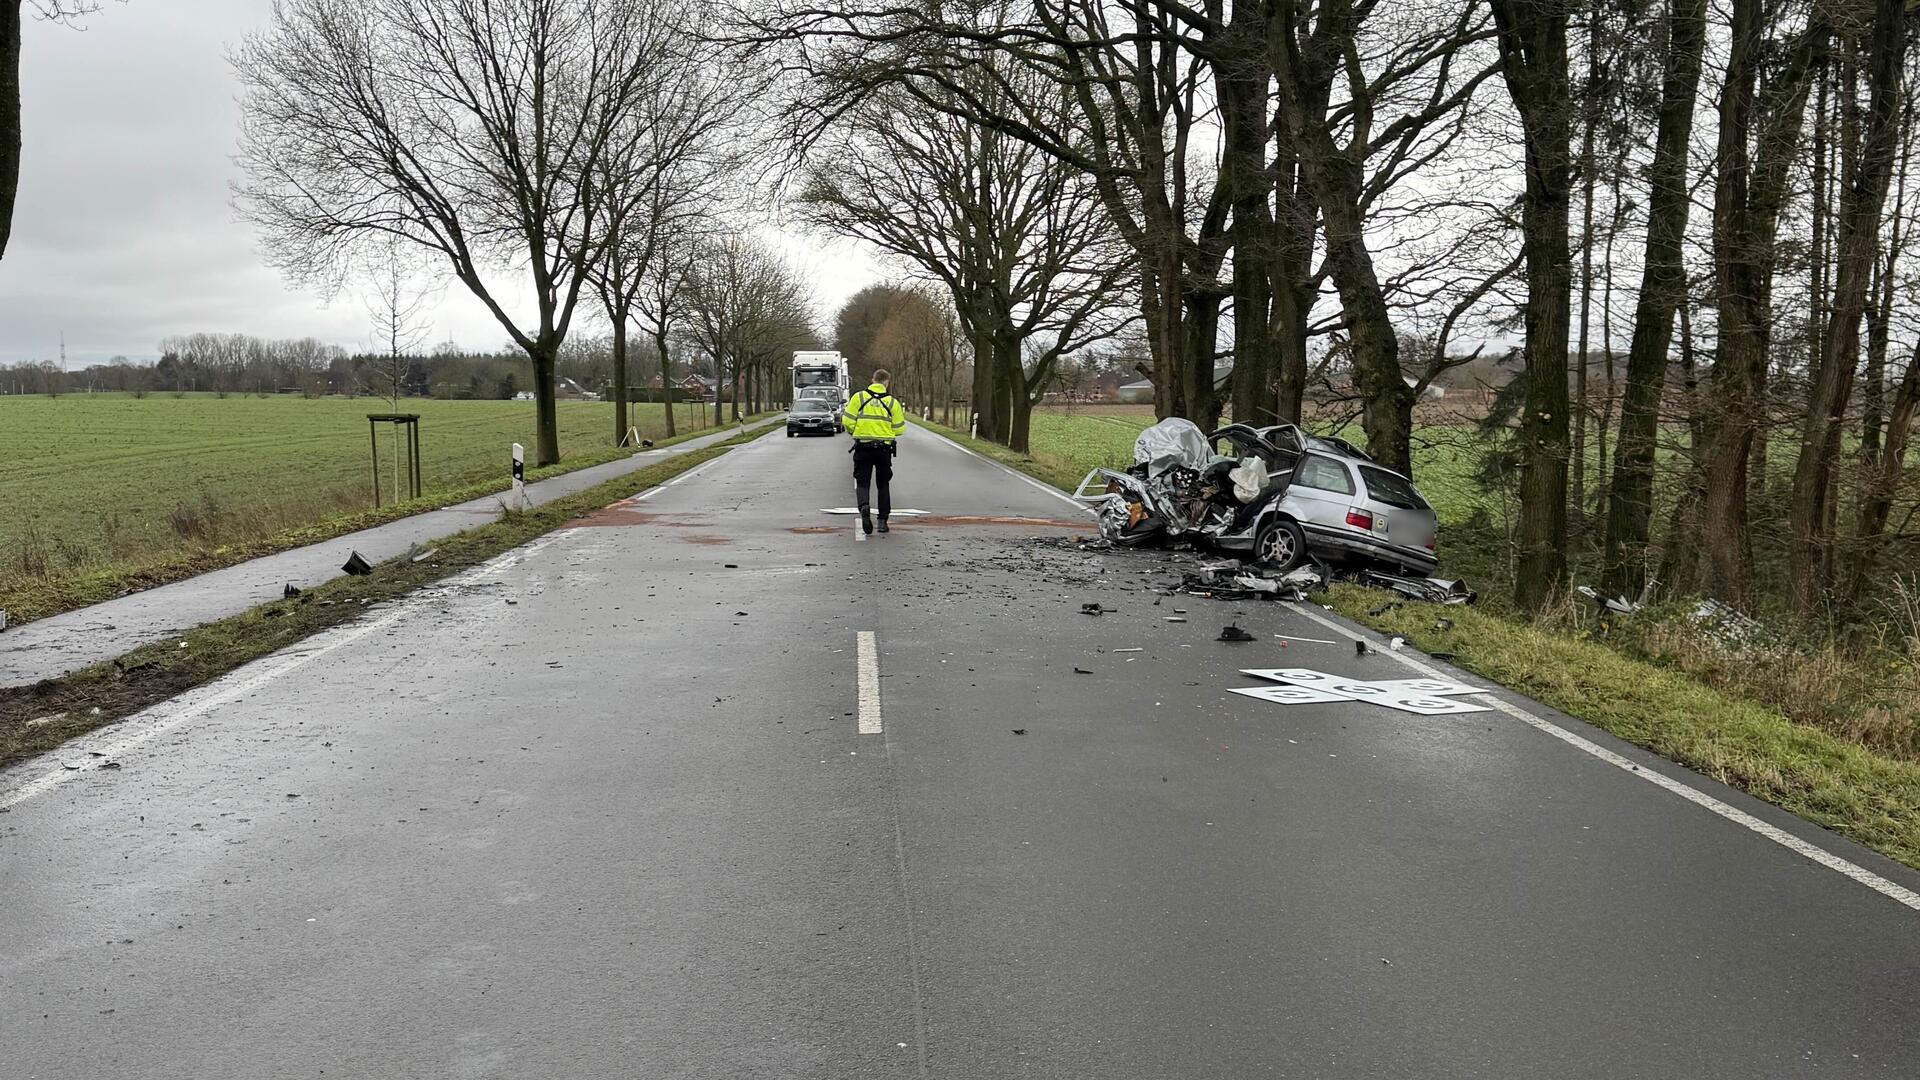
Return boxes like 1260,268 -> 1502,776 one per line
860,507 -> 874,534
878,518 -> 890,533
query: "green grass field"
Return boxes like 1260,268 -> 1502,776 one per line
1,394 -> 722,619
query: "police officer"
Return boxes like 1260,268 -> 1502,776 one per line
842,370 -> 907,534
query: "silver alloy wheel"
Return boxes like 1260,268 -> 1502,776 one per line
1258,523 -> 1297,566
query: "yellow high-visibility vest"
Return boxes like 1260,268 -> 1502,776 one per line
843,385 -> 907,442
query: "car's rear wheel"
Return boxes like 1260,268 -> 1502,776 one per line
1253,517 -> 1307,570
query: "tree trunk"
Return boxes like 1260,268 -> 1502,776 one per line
1316,171 -> 1412,475
1182,288 -> 1225,428
1595,185 -> 1621,521
1656,292 -> 1705,594
1787,0 -> 1910,614
0,2 -> 19,261
1810,60 -> 1830,383
1491,0 -> 1575,611
1219,8 -> 1274,426
1861,258 -> 1892,465
962,301 -> 1000,441
653,327 -> 676,438
1848,337 -> 1920,601
1601,0 -> 1707,598
611,311 -> 630,446
1269,97 -> 1317,426
992,328 -> 1023,447
1572,10 -> 1600,541
1687,0 -> 1826,603
528,339 -> 561,467
1006,350 -> 1034,454
1142,199 -> 1188,421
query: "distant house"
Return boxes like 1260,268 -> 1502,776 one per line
1114,366 -> 1234,405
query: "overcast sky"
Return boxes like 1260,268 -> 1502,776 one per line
0,1 -> 884,367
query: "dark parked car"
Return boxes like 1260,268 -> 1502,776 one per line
787,398 -> 841,437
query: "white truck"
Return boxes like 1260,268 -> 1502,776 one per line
791,351 -> 850,408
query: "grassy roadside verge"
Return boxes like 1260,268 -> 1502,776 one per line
0,425 -> 771,774
910,417 -> 1094,491
2,414 -> 776,626
920,418 -> 1920,871
1324,587 -> 1920,869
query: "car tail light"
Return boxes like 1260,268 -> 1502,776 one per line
1425,535 -> 1436,551
1345,508 -> 1374,530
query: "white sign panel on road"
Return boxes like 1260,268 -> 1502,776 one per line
1374,694 -> 1491,715
1229,668 -> 1492,716
1228,685 -> 1348,705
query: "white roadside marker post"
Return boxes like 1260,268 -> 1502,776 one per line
509,442 -> 527,511
970,411 -> 979,439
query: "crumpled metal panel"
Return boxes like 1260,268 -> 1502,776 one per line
1133,418 -> 1211,477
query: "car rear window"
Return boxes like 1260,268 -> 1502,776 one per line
1360,466 -> 1430,510
1294,455 -> 1354,494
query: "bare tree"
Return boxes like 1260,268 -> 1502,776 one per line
589,30 -> 751,447
233,0 -> 673,466
748,1 -> 1233,423
682,234 -> 816,425
636,227 -> 705,435
361,236 -> 438,406
795,60 -> 1132,451
867,285 -> 969,423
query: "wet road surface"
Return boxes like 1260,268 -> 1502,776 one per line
4,425 -> 1920,1078
0,418 -> 778,689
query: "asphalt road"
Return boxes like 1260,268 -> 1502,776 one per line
4,424 -> 1920,1078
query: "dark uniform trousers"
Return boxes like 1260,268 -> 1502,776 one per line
853,441 -> 894,519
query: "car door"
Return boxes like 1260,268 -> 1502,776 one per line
1278,453 -> 1359,534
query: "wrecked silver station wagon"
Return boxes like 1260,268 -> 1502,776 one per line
1073,418 -> 1440,576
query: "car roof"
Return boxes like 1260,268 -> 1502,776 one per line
1253,424 -> 1375,463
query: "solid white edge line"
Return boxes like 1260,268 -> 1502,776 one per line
907,423 -> 1097,517
857,631 -> 882,735
1282,602 -> 1920,913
